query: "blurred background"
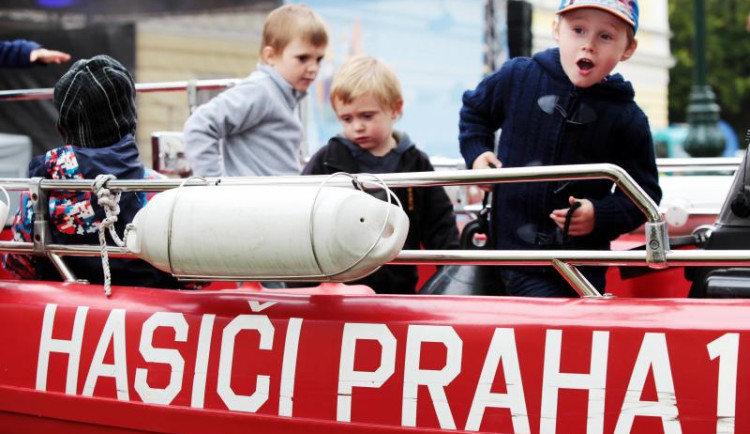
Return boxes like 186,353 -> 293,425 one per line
0,0 -> 747,163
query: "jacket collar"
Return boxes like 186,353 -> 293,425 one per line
34,134 -> 145,180
257,63 -> 306,109
325,131 -> 418,173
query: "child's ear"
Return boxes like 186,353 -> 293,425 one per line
551,18 -> 561,43
620,39 -> 638,61
261,46 -> 275,65
391,101 -> 403,120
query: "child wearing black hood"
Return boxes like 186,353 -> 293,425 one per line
304,56 -> 459,294
3,55 -> 177,288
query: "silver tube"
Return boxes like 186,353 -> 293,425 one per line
551,259 -> 601,298
2,241 -> 750,267
0,78 -> 240,102
431,156 -> 742,174
392,249 -> 750,267
0,163 -> 662,221
47,253 -> 78,283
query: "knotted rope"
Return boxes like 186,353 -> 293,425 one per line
93,174 -> 128,297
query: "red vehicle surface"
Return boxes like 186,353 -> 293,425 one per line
0,159 -> 746,434
0,81 -> 747,434
0,279 -> 747,433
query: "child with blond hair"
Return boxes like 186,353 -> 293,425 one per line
185,4 -> 328,177
304,56 -> 459,294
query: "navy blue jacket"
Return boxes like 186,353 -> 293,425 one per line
304,133 -> 460,294
0,39 -> 40,67
4,135 -> 179,288
460,48 -> 661,254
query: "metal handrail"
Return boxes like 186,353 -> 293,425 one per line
0,163 -> 668,281
431,156 -> 742,174
0,78 -> 240,102
0,163 -> 661,221
1,242 -> 744,266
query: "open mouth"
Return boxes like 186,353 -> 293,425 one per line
577,58 -> 595,71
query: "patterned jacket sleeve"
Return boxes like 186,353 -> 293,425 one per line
2,192 -> 37,278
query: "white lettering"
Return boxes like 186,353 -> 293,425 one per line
134,312 -> 188,404
83,309 -> 129,400
540,329 -> 609,434
466,328 -> 530,433
249,301 -> 277,312
217,314 -> 274,412
614,333 -> 681,434
708,333 -> 739,434
191,314 -> 215,408
36,304 -> 88,395
279,318 -> 303,417
402,325 -> 462,429
337,323 -> 396,422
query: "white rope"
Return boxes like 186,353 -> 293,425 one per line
93,174 -> 127,297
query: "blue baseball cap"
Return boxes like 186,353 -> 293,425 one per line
557,0 -> 639,33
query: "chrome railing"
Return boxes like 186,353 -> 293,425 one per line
0,78 -> 240,102
0,164 -> 671,297
432,156 -> 741,175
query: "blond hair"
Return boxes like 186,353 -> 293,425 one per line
261,4 -> 328,59
330,56 -> 403,112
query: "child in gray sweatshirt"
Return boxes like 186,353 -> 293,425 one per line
184,4 -> 328,177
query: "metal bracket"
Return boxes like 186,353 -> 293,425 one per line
30,177 -> 50,255
645,221 -> 670,269
187,79 -> 198,114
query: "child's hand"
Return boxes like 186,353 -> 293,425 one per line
30,48 -> 71,65
471,151 -> 502,170
550,196 -> 594,236
471,151 -> 502,192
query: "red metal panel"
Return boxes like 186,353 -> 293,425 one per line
0,280 -> 747,433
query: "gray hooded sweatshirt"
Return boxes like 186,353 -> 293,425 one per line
184,64 -> 306,177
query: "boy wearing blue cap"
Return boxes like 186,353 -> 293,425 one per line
459,0 -> 661,297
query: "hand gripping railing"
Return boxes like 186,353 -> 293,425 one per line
0,163 -> 671,297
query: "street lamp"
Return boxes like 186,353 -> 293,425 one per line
683,0 -> 724,157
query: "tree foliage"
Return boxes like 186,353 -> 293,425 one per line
668,0 -> 750,145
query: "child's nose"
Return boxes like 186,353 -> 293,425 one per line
582,38 -> 596,52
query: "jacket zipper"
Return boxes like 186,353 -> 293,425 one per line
540,88 -> 579,243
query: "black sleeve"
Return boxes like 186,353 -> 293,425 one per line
416,153 -> 460,250
302,147 -> 328,175
590,107 -> 662,240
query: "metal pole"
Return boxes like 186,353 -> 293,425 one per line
683,0 -> 725,157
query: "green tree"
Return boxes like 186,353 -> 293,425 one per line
669,0 -> 750,147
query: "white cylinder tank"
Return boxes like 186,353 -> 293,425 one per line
125,185 -> 410,282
